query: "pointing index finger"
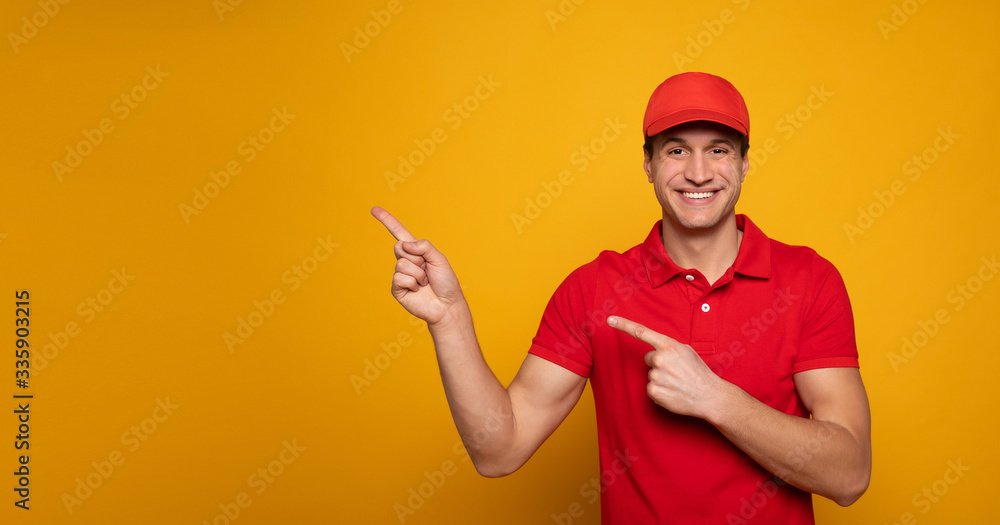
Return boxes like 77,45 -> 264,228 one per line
371,206 -> 418,242
607,316 -> 676,349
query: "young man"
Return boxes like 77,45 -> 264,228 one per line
372,72 -> 871,524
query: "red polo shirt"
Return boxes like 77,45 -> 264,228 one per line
528,215 -> 858,524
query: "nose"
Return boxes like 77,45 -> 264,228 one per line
684,153 -> 712,185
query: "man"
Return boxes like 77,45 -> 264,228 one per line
372,72 -> 871,524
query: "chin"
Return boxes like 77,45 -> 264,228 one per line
670,211 -> 724,231
680,220 -> 721,231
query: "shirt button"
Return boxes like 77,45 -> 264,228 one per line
701,303 -> 710,312
685,275 -> 694,282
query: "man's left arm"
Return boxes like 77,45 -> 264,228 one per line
607,316 -> 872,506
709,366 -> 872,506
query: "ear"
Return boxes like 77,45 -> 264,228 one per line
739,153 -> 749,182
643,147 -> 653,183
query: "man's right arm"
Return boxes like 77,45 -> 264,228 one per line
372,207 -> 587,477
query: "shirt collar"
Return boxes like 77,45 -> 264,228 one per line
640,214 -> 771,288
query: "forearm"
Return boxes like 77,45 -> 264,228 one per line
371,209 -> 528,474
707,384 -> 871,505
427,303 -> 517,475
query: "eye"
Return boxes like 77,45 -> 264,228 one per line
667,148 -> 684,155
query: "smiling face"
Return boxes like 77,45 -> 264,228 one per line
643,121 -> 749,235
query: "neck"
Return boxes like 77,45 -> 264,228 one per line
660,214 -> 742,284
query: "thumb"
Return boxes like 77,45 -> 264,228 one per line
402,239 -> 450,268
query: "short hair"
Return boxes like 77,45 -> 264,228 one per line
643,130 -> 749,159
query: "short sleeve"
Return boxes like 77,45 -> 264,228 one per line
792,260 -> 860,374
528,262 -> 598,378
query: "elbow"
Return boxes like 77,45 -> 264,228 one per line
473,463 -> 515,478
832,491 -> 863,507
832,470 -> 871,507
470,454 -> 524,478
831,441 -> 872,507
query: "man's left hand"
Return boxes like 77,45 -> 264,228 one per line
607,315 -> 729,420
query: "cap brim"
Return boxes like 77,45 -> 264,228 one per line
645,108 -> 748,137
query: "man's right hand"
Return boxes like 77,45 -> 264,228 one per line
371,206 -> 467,326
371,207 -> 587,478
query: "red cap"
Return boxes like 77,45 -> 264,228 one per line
643,72 -> 749,138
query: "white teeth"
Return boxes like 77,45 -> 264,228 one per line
682,191 -> 714,199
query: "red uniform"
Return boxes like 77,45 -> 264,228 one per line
529,215 -> 859,524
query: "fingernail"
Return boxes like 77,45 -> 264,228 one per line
607,316 -> 617,327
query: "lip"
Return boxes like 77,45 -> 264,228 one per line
676,189 -> 721,205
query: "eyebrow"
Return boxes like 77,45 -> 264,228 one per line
660,137 -> 737,149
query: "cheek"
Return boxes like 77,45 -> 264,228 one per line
730,157 -> 747,180
652,179 -> 676,208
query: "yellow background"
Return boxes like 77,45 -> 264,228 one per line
2,0 -> 998,523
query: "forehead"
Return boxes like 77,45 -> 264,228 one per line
652,120 -> 741,145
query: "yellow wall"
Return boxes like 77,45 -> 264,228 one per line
1,1 -> 997,523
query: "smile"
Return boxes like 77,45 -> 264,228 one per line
681,191 -> 715,199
